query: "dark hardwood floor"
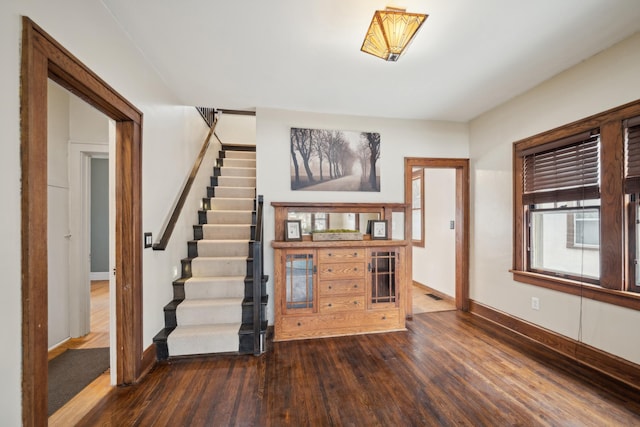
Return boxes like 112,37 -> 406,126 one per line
78,311 -> 640,426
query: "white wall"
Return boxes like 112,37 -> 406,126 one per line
1,1 -> 212,422
469,31 -> 640,365
216,113 -> 256,146
413,168 -> 456,297
257,108 -> 469,322
47,81 -> 71,348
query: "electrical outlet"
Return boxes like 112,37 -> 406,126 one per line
531,297 -> 540,310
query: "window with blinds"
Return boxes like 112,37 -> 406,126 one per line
512,98 -> 640,303
624,116 -> 640,293
519,130 -> 602,283
625,116 -> 640,194
521,131 -> 600,205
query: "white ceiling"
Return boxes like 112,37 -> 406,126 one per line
101,0 -> 640,122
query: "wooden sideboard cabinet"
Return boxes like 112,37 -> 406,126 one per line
271,202 -> 409,341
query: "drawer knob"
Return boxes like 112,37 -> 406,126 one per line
354,267 -> 358,272
353,252 -> 357,256
297,322 -> 301,326
328,268 -> 333,272
353,301 -> 358,305
382,315 -> 386,320
328,253 -> 333,256
354,284 -> 358,288
328,303 -> 332,307
328,285 -> 332,289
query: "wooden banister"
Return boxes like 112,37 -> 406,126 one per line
153,110 -> 218,250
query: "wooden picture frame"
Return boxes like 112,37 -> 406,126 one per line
285,220 -> 302,241
370,220 -> 388,240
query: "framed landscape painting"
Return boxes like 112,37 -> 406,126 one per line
290,127 -> 381,192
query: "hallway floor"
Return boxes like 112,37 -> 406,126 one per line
412,282 -> 456,314
48,280 -> 111,426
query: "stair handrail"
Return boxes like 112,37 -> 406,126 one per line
252,195 -> 265,355
153,109 -> 219,250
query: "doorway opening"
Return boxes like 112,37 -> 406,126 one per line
46,77 -> 114,417
21,17 -> 145,426
410,167 -> 457,314
404,158 -> 469,318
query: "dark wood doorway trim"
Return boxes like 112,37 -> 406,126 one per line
21,17 -> 144,426
404,158 -> 470,315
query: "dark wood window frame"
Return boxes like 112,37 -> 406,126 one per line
512,98 -> 640,311
411,168 -> 425,247
627,194 -> 640,294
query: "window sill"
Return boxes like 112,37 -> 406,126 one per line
511,270 -> 640,311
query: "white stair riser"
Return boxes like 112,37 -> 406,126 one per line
225,151 -> 255,160
223,158 -> 256,168
191,258 -> 247,277
184,279 -> 245,299
196,240 -> 248,257
177,302 -> 242,326
168,324 -> 240,355
214,186 -> 255,198
209,198 -> 254,211
202,225 -> 251,240
220,167 -> 256,177
206,210 -> 253,224
216,176 -> 256,188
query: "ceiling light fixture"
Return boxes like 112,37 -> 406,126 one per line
361,7 -> 428,62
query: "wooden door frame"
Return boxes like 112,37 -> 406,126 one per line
21,17 -> 144,425
404,158 -> 470,315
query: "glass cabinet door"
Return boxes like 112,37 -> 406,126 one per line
368,250 -> 398,307
284,251 -> 316,312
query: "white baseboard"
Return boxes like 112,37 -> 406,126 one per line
90,271 -> 110,281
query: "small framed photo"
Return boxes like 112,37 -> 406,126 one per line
370,220 -> 388,240
284,220 -> 302,241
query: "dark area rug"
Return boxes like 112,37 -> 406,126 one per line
48,347 -> 110,416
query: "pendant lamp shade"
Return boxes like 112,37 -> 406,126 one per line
361,7 -> 428,62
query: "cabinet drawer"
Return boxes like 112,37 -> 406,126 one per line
275,310 -> 405,341
320,295 -> 365,312
320,279 -> 364,296
319,262 -> 365,279
319,249 -> 364,262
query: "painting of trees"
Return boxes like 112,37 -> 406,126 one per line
291,128 -> 315,184
290,127 -> 380,192
363,132 -> 380,191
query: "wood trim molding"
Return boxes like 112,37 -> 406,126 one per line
140,344 -> 158,381
21,20 -> 49,425
599,120 -> 624,290
469,300 -> 640,392
21,17 -> 144,425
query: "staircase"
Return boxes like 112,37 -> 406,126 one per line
154,144 -> 267,359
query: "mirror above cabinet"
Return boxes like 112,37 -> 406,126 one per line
272,202 -> 408,242
287,211 -> 381,235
